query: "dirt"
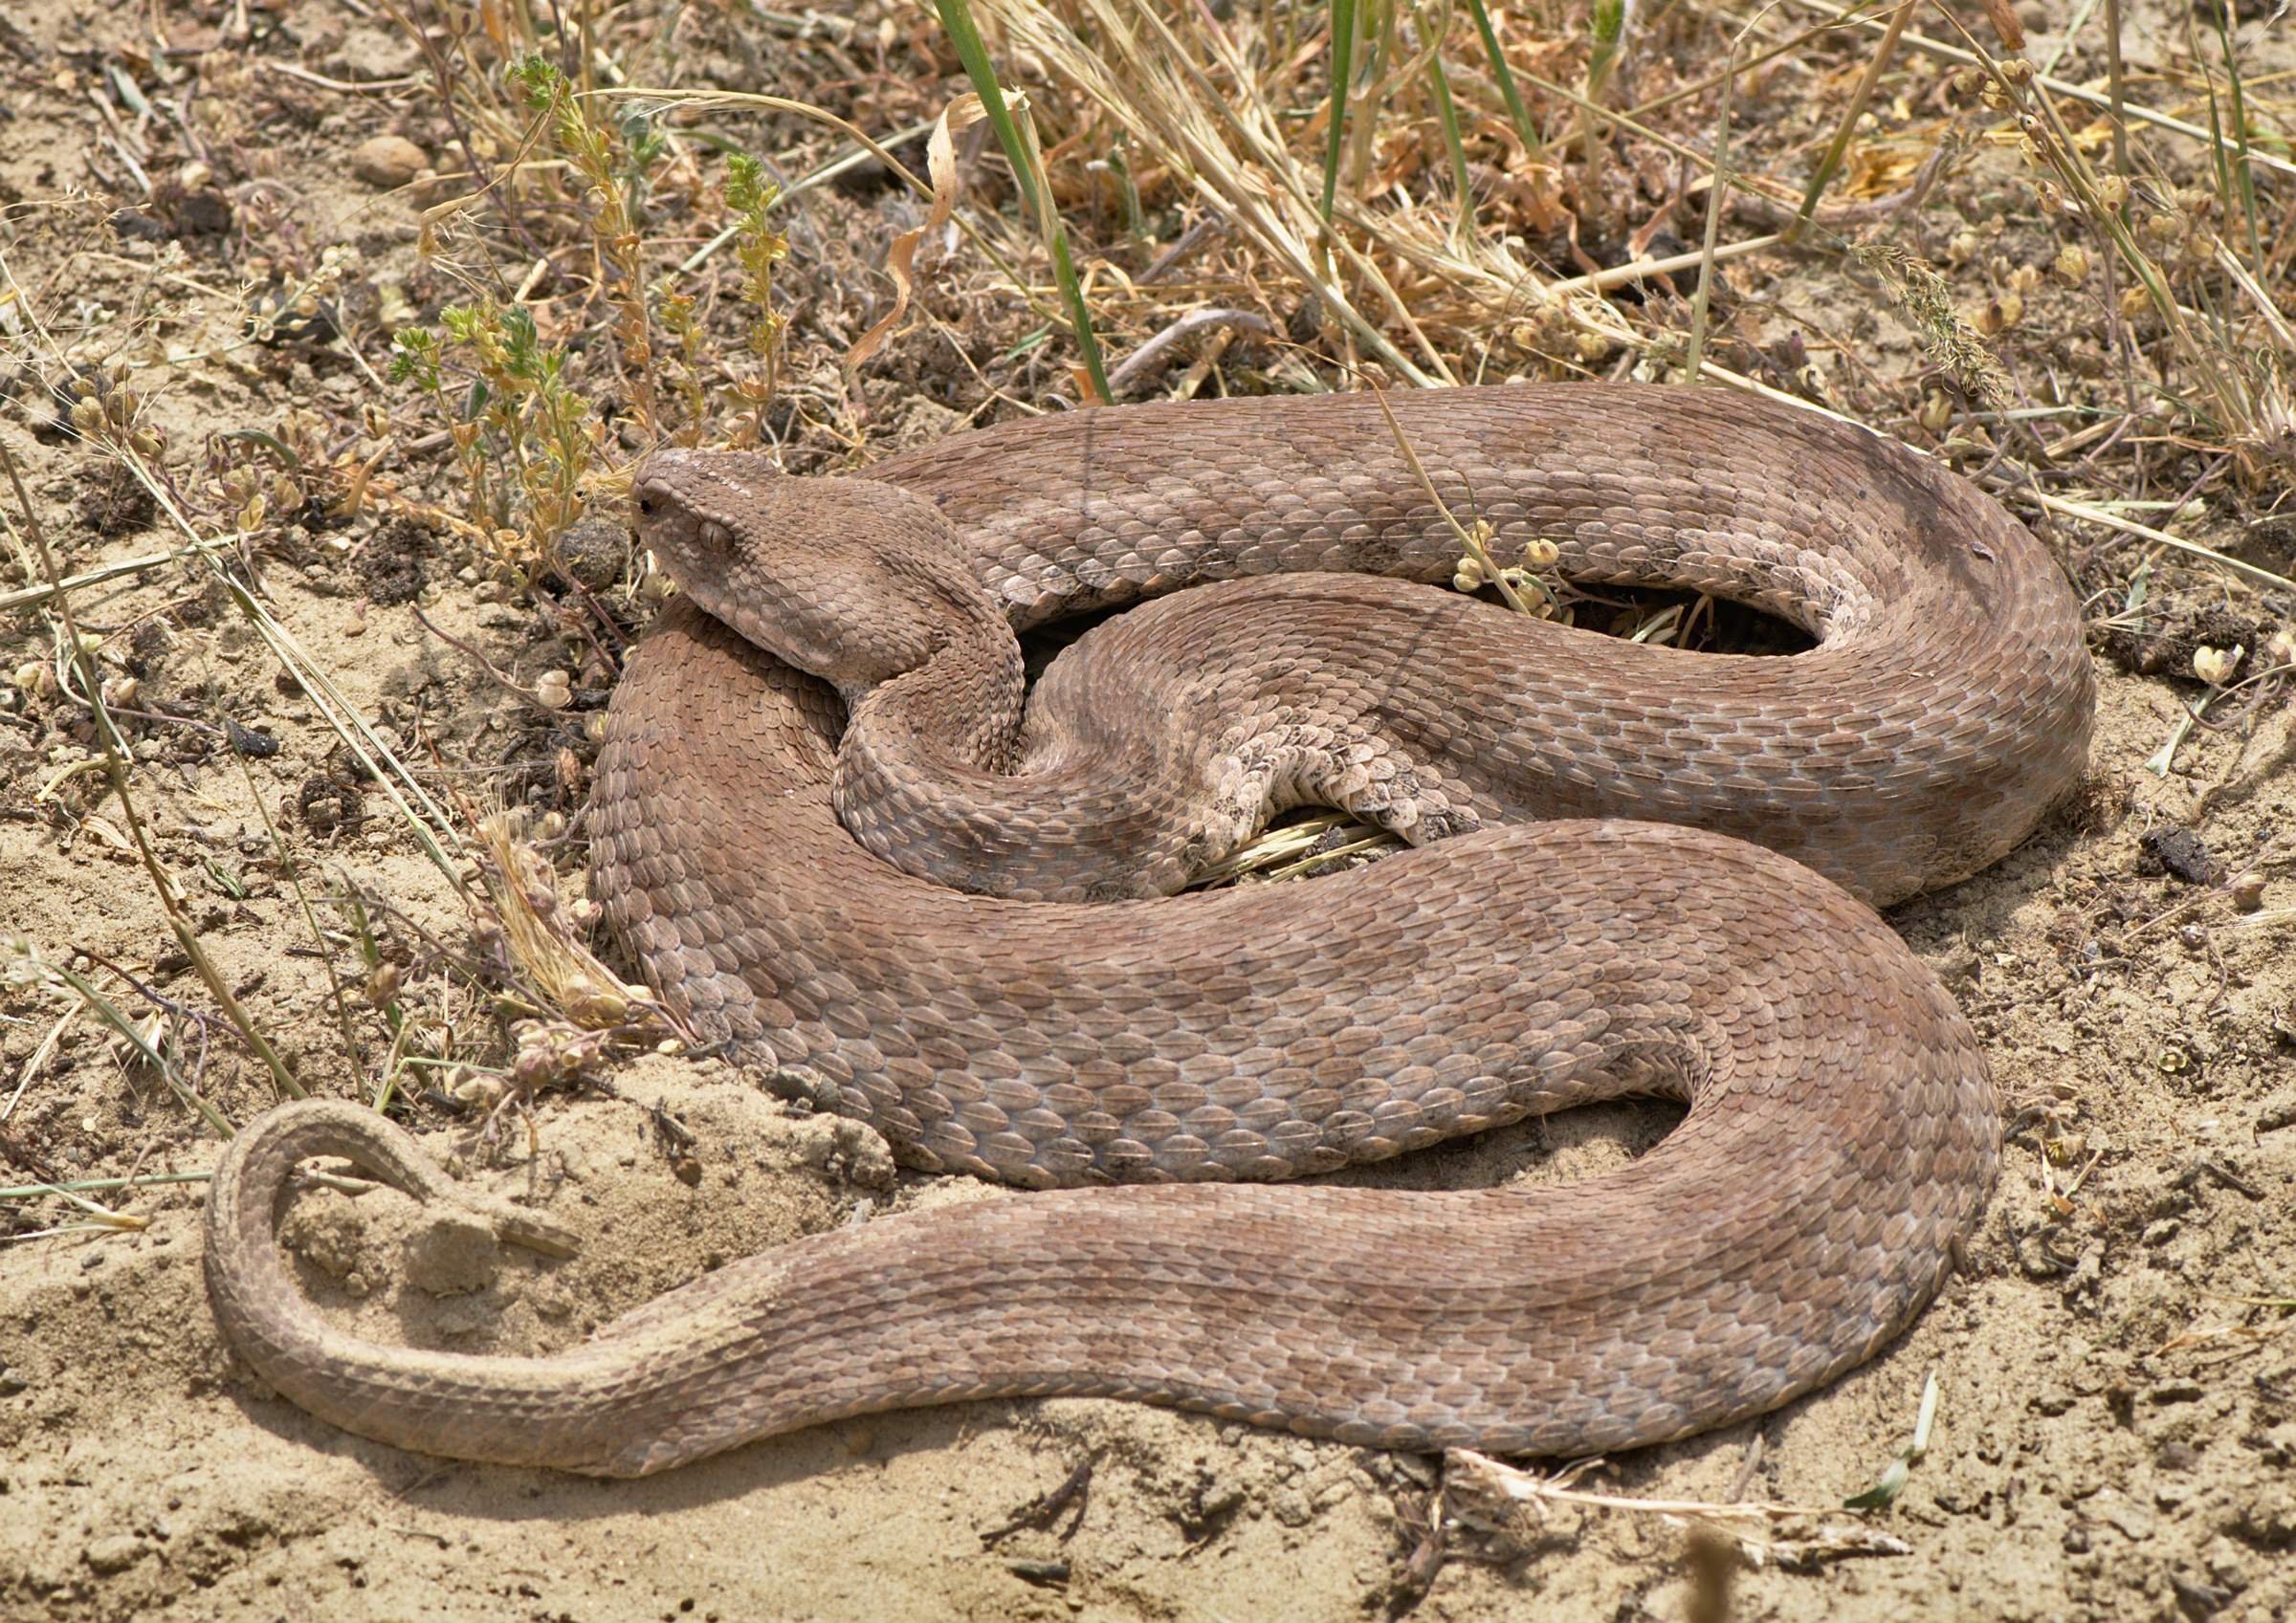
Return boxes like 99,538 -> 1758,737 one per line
3,0 -> 2295,1620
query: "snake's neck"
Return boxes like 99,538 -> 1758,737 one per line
833,583 -> 1030,853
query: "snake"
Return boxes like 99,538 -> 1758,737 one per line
204,383 -> 2094,1478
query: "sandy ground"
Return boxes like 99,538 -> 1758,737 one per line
4,1 -> 2295,1619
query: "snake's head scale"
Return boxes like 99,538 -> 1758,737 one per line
632,450 -> 977,701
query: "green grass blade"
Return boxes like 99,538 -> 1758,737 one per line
933,0 -> 1111,402
1462,0 -> 1541,158
1321,0 -> 1358,227
1424,46 -> 1477,243
933,0 -> 1035,215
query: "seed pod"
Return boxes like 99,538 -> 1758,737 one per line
2191,644 -> 2242,687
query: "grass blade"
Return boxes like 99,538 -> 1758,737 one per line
933,0 -> 1113,402
1320,0 -> 1358,227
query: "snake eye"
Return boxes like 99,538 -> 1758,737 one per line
700,521 -> 733,551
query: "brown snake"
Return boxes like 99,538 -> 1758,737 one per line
205,384 -> 2094,1478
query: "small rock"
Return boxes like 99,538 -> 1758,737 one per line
279,1193 -> 369,1280
1189,1476 -> 1247,1530
2227,1483 -> 2296,1550
1924,940 -> 1980,987
2171,1573 -> 2233,1621
352,135 -> 429,190
2094,1489 -> 2156,1541
401,1213 -> 501,1297
84,1534 -> 146,1575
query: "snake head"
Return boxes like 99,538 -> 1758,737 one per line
632,450 -> 973,697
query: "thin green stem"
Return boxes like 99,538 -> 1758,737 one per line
1321,0 -> 1359,226
1461,0 -> 1541,158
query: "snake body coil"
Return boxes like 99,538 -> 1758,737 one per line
206,384 -> 2092,1477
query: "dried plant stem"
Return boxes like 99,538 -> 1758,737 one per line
0,1172 -> 213,1201
1546,233 -> 1781,297
0,535 -> 241,614
2025,492 -> 2296,595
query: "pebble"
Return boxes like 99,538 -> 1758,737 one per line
401,1213 -> 502,1297
352,135 -> 429,190
2092,1488 -> 2155,1541
84,1534 -> 146,1576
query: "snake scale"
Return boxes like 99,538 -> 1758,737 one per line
205,384 -> 2093,1477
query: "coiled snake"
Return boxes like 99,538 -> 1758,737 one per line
205,384 -> 2092,1477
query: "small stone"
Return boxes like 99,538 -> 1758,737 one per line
401,1213 -> 501,1297
2227,1484 -> 2296,1550
2094,1489 -> 2155,1541
352,135 -> 430,190
2171,1573 -> 2233,1618
2228,872 -> 2265,912
84,1534 -> 146,1575
279,1194 -> 368,1280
